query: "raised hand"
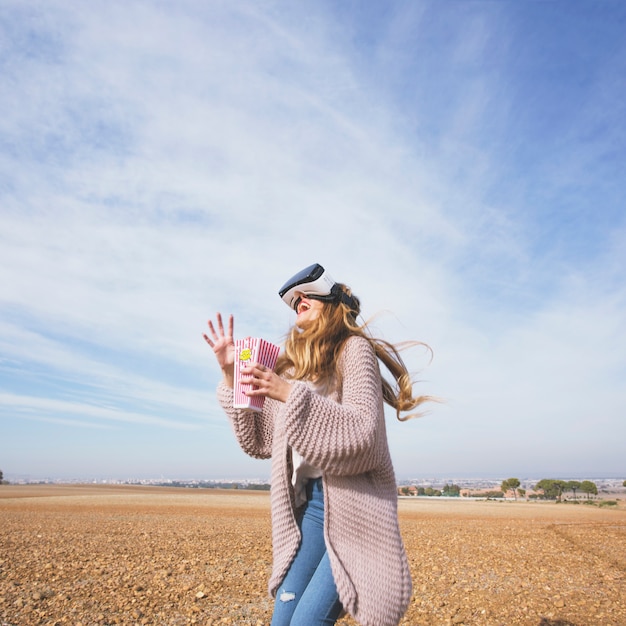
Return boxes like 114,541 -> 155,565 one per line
203,313 -> 235,387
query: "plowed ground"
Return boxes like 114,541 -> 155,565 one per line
1,485 -> 624,625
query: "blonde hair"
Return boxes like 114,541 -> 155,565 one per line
275,284 -> 434,421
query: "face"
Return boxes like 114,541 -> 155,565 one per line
294,292 -> 324,328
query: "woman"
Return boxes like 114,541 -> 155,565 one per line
203,264 -> 432,626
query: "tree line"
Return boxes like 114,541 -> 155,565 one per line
501,477 -> 603,501
399,477 -> 626,500
531,478 -> 599,501
3,470 -> 625,495
399,483 -> 462,497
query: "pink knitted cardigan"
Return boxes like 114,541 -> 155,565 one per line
216,335 -> 412,626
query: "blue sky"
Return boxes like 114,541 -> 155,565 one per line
1,1 -> 625,482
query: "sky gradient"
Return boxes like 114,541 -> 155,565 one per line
1,1 -> 625,482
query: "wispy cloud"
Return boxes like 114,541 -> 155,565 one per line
1,1 -> 625,479
1,392 -> 201,430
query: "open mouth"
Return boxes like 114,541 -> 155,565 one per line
297,300 -> 311,315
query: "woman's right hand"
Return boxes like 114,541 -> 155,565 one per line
203,313 -> 235,387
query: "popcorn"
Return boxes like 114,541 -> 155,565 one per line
233,337 -> 280,411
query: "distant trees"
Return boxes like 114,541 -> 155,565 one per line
395,477 -> 608,503
623,480 -> 626,488
0,469 -> 3,483
580,480 -> 598,500
566,480 -> 582,500
534,479 -> 598,501
396,477 -> 607,503
501,478 -> 521,500
415,486 -> 442,497
535,479 -> 567,501
442,483 -> 461,497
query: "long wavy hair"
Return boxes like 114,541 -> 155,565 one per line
274,283 -> 434,421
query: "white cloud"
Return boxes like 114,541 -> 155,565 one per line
1,1 -> 624,479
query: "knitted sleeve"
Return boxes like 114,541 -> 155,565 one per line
282,335 -> 385,476
216,381 -> 274,459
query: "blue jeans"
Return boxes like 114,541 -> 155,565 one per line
270,478 -> 343,626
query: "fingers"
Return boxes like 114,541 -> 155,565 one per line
206,320 -> 218,341
215,312 -> 234,338
240,364 -> 273,393
205,312 -> 234,342
241,370 -> 267,394
239,363 -> 289,402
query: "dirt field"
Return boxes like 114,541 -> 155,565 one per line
1,485 -> 624,626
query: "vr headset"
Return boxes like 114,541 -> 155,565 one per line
278,263 -> 359,314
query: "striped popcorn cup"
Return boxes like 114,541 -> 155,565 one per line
233,337 -> 281,411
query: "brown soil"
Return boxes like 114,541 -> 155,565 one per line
1,485 -> 624,625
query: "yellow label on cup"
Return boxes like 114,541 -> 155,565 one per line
239,348 -> 252,361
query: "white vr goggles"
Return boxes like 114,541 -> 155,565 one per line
279,263 -> 359,314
